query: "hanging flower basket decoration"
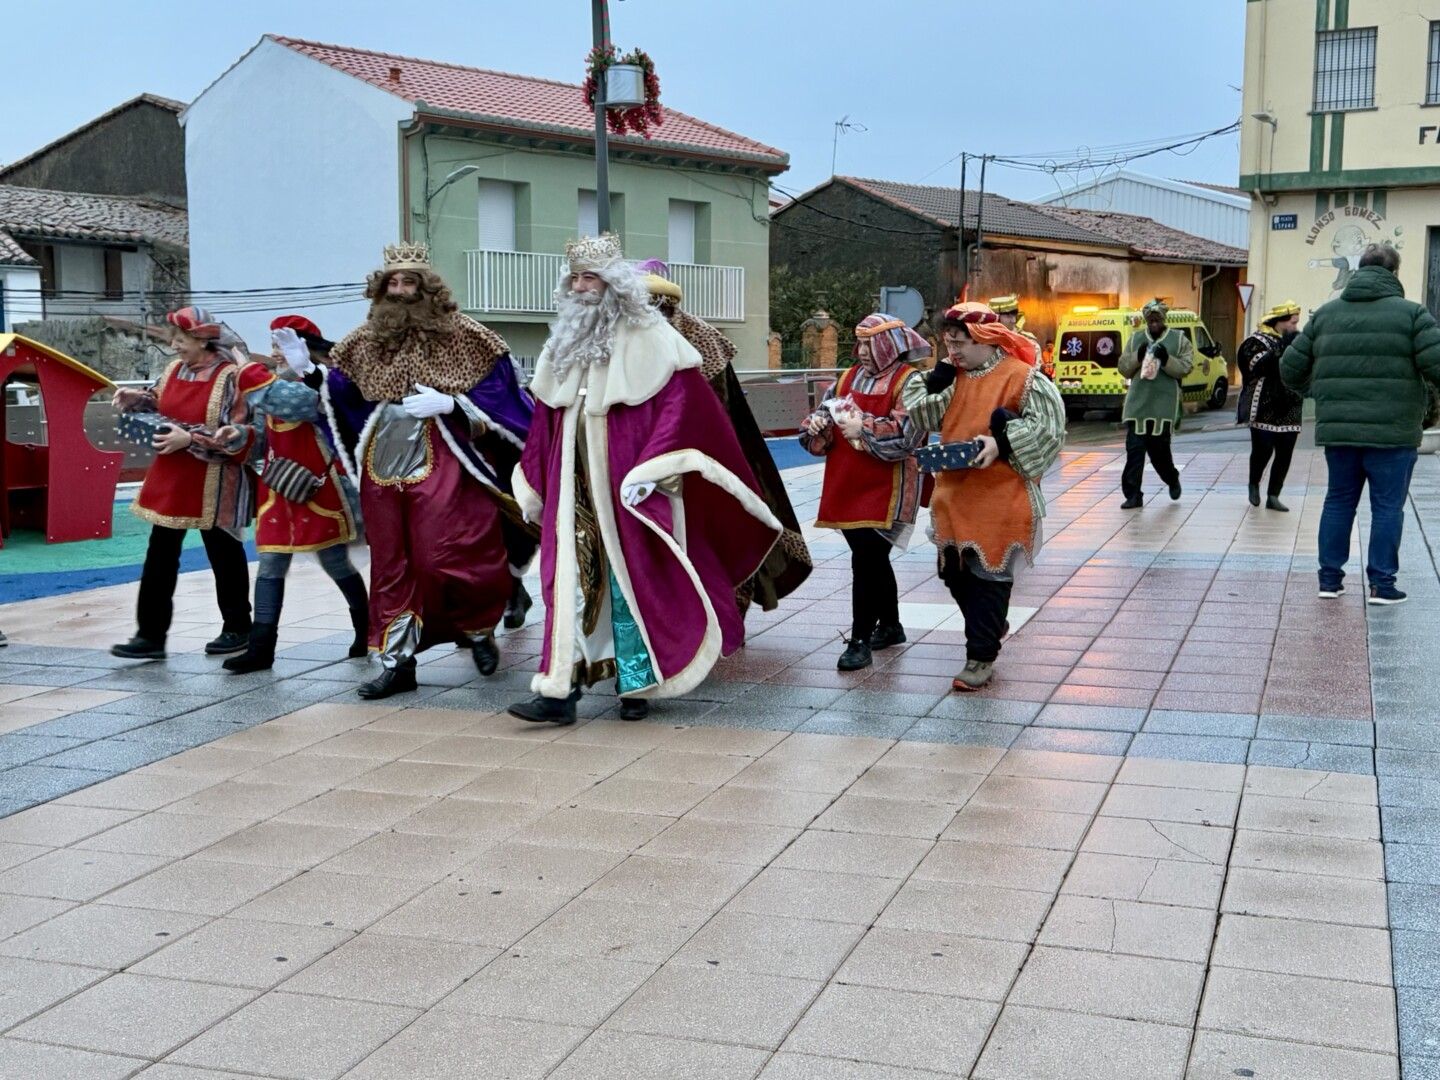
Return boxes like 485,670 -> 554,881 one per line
583,45 -> 664,139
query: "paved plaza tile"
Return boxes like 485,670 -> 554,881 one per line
0,445 -> 1432,1075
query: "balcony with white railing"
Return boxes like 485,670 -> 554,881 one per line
465,250 -> 745,322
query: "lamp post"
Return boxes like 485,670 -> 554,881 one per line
592,0 -> 612,233
424,164 -> 480,242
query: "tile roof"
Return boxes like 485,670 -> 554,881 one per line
0,95 -> 185,182
821,177 -> 1246,265
273,36 -> 788,172
0,185 -> 187,250
1033,205 -> 1248,265
838,177 -> 1122,247
0,230 -> 37,267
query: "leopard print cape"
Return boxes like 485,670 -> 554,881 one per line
330,312 -> 510,401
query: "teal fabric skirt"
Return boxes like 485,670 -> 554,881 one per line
609,573 -> 657,695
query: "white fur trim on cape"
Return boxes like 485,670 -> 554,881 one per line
317,365 -> 359,483
529,319 -> 702,413
432,415 -> 503,496
352,403 -> 385,487
532,406 -> 581,698
473,404 -> 527,451
512,464 -> 543,524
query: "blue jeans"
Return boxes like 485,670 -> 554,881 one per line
1318,446 -> 1418,590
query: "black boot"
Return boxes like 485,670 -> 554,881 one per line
504,578 -> 533,630
358,661 -> 417,700
1248,483 -> 1261,507
471,634 -> 499,676
508,687 -> 580,725
1121,495 -> 1143,510
205,630 -> 249,655
1168,478 -> 1182,500
335,573 -> 369,659
1266,494 -> 1290,512
223,623 -> 278,673
619,697 -> 649,721
837,638 -> 872,671
111,636 -> 166,660
870,623 -> 906,650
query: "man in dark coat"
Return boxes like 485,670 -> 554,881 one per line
1282,244 -> 1440,604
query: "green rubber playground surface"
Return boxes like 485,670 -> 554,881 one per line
0,499 -> 233,602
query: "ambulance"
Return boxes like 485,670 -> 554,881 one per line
1052,306 -> 1231,420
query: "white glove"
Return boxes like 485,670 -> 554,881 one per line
272,328 -> 315,376
622,482 -> 656,507
401,384 -> 457,419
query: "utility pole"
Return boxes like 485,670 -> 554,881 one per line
592,0 -> 612,233
974,154 -> 989,282
958,153 -> 968,295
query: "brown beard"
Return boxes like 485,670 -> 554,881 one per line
366,292 -> 452,349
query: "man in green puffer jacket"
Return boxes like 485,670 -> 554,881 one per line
1282,244 -> 1440,605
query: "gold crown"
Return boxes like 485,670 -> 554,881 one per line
565,233 -> 624,273
382,242 -> 431,273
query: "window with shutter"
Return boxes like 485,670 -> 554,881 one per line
578,190 -> 598,239
477,181 -> 516,252
668,201 -> 697,265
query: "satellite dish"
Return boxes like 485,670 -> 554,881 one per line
879,286 -> 925,328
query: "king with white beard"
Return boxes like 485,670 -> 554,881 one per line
509,234 -> 781,725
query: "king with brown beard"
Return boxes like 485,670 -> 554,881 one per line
284,243 -> 536,699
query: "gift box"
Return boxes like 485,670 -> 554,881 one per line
914,438 -> 984,474
115,411 -> 175,447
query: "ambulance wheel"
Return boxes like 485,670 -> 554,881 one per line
1207,379 -> 1229,410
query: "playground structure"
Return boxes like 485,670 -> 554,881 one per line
0,334 -> 122,547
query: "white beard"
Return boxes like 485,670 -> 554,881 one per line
547,290 -> 621,382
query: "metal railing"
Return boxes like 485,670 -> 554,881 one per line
465,250 -> 746,322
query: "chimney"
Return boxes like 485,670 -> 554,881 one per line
388,66 -> 402,84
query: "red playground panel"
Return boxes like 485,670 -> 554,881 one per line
0,334 -> 122,547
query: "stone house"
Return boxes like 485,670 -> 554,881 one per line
771,176 -> 1248,359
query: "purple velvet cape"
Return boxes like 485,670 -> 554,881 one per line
519,367 -> 779,690
317,355 -> 533,485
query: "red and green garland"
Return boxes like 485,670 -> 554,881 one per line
582,45 -> 664,139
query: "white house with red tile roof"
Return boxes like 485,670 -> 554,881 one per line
182,35 -> 788,362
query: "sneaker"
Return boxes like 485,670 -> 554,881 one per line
837,639 -> 872,672
1317,584 -> 1345,599
110,636 -> 166,660
952,659 -> 994,691
869,623 -> 906,650
1367,586 -> 1408,605
205,631 -> 249,656
1120,495 -> 1143,510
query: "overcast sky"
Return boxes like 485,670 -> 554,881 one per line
8,0 -> 1244,200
